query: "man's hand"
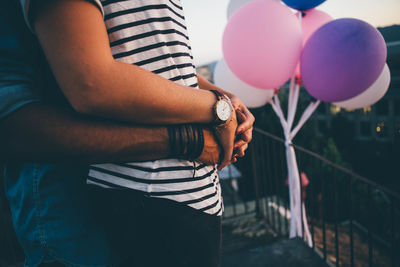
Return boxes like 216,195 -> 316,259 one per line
214,111 -> 238,170
196,129 -> 222,166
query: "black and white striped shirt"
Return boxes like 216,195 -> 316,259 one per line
84,0 -> 223,215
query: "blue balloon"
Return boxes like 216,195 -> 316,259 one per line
281,0 -> 326,11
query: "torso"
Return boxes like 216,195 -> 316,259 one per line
87,0 -> 223,216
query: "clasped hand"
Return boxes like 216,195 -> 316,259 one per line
215,95 -> 255,170
197,95 -> 255,169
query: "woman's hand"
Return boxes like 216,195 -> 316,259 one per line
214,111 -> 238,170
230,95 -> 255,142
230,95 -> 255,161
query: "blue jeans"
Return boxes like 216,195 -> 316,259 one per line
2,3 -> 122,265
4,164 -> 123,267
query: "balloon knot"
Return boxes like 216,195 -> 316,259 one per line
285,140 -> 293,147
296,76 -> 302,86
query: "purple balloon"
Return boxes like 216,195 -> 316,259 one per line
300,18 -> 387,102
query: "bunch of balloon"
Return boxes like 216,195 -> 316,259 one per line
220,0 -> 389,247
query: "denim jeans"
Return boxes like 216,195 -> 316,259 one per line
1,3 -> 123,266
90,186 -> 222,267
4,164 -> 123,267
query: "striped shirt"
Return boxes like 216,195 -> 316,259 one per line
84,0 -> 223,215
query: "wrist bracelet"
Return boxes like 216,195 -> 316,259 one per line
167,124 -> 204,160
167,126 -> 178,157
191,126 -> 204,160
184,124 -> 193,159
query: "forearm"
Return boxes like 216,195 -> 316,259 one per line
77,61 -> 216,124
0,103 -> 170,163
33,0 -> 216,125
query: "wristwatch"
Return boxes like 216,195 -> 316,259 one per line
210,90 -> 233,126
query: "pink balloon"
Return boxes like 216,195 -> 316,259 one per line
295,9 -> 333,77
223,0 -> 302,89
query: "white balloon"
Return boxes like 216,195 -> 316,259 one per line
227,0 -> 255,19
334,64 -> 391,109
214,59 -> 275,108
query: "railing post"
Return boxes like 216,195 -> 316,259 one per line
270,139 -> 278,232
310,157 -> 316,248
333,168 -> 339,267
262,137 -> 271,221
250,139 -> 262,218
367,185 -> 373,267
391,197 -> 395,267
275,142 -> 283,236
349,176 -> 355,267
299,155 -> 304,239
321,160 -> 327,261
280,145 -> 289,236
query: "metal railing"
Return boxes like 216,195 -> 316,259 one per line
1,129 -> 400,266
230,128 -> 400,267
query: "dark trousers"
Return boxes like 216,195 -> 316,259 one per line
90,186 -> 222,267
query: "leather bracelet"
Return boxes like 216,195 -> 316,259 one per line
184,125 -> 193,159
177,125 -> 185,156
167,126 -> 178,157
167,124 -> 204,160
191,126 -> 204,160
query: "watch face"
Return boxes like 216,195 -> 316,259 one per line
216,100 -> 232,121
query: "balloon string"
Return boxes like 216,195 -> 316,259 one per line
296,11 -> 303,87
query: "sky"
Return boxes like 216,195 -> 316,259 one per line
181,0 -> 400,66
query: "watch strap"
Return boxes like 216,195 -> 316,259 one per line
210,89 -> 225,101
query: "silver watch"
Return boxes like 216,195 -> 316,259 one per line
211,90 -> 233,126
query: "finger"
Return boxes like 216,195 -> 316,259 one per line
243,107 -> 255,125
235,109 -> 246,124
231,101 -> 240,110
234,139 -> 246,150
241,106 -> 255,123
236,112 -> 253,135
241,127 -> 253,143
230,96 -> 240,110
238,143 -> 248,157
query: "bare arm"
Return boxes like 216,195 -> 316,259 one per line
0,102 -> 220,164
32,0 -> 216,125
